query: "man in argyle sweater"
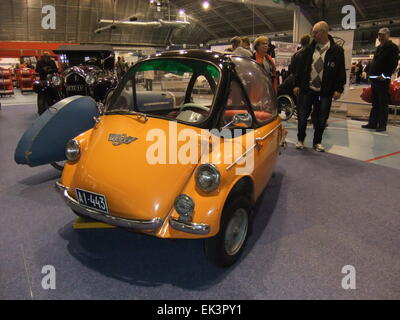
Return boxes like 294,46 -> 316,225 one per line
293,21 -> 346,152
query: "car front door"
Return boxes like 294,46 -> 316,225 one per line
232,57 -> 280,197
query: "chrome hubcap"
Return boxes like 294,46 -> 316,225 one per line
224,208 -> 248,256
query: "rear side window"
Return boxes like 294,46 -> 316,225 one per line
232,57 -> 277,124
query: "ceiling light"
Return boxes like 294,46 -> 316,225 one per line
179,9 -> 185,16
202,1 -> 210,10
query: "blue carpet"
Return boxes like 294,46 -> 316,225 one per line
1,105 -> 399,299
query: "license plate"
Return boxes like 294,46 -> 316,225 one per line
76,188 -> 109,214
67,85 -> 85,91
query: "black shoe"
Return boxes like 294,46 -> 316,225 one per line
376,127 -> 386,132
361,124 -> 376,129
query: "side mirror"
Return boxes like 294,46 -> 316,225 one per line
232,113 -> 252,128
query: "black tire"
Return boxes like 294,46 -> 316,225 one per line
204,196 -> 251,268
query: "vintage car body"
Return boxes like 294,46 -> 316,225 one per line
26,50 -> 286,267
34,44 -> 117,115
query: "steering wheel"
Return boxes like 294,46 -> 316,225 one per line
179,103 -> 210,113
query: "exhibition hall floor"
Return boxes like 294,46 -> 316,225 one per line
0,103 -> 399,299
284,118 -> 400,170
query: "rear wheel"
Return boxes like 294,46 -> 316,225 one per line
204,196 -> 251,267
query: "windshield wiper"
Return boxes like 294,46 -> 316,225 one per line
104,109 -> 148,122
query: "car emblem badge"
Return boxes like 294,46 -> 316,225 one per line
108,134 -> 138,146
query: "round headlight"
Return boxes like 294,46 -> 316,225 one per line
174,194 -> 194,219
195,164 -> 220,193
51,75 -> 62,86
85,74 -> 95,85
65,139 -> 80,162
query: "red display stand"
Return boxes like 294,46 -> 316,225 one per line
0,69 -> 14,96
17,68 -> 35,93
361,79 -> 400,105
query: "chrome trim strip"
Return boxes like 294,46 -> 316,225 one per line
55,181 -> 163,231
255,123 -> 282,142
169,218 -> 210,235
226,123 -> 282,171
226,144 -> 257,171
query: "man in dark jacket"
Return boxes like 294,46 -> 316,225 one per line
288,34 -> 311,76
35,52 -> 57,80
293,21 -> 346,152
362,28 -> 399,132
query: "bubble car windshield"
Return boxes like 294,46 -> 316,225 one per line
105,58 -> 220,125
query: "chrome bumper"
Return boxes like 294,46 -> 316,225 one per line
169,219 -> 210,235
55,181 -> 163,232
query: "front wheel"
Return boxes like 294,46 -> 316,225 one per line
204,196 -> 251,267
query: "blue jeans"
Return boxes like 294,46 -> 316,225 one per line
297,90 -> 332,145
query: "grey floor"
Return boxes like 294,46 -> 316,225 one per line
0,90 -> 36,106
0,93 -> 400,300
285,118 -> 400,170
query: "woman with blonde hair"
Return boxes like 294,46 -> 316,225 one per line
252,36 -> 278,93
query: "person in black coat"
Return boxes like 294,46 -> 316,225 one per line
362,28 -> 399,132
35,52 -> 57,80
293,21 -> 346,152
288,34 -> 311,76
